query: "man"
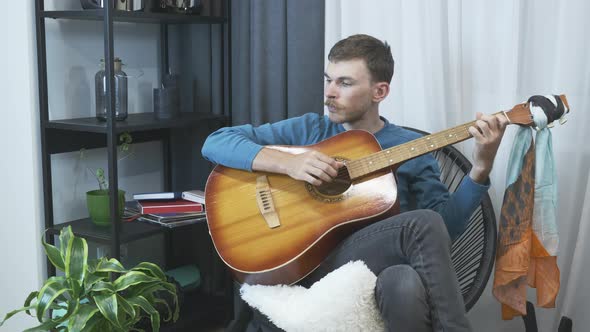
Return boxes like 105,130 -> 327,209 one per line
202,34 -> 507,331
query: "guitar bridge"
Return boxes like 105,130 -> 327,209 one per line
256,175 -> 281,228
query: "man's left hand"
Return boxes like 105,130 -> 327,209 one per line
467,112 -> 509,184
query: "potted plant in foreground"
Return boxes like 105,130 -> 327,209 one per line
0,226 -> 179,331
83,132 -> 133,226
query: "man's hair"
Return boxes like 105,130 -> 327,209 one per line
328,34 -> 394,84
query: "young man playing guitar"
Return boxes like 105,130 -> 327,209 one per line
202,34 -> 508,331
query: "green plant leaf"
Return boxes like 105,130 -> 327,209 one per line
158,282 -> 180,322
23,291 -> 39,316
89,281 -> 116,294
153,298 -> 173,322
84,314 -> 124,332
49,303 -> 69,310
67,278 -> 83,300
52,298 -> 79,325
65,236 -> 88,283
84,272 -> 108,291
68,304 -> 99,332
129,328 -> 146,332
116,294 -> 136,319
127,283 -> 162,298
126,281 -> 179,322
127,296 -> 160,332
42,232 -> 65,272
116,294 -> 142,330
131,262 -> 166,281
81,313 -> 104,332
94,293 -> 122,330
119,132 -> 133,151
114,271 -> 159,292
2,218 -> 179,331
87,258 -> 100,273
22,320 -> 60,332
95,168 -> 107,190
96,258 -> 127,273
58,226 -> 74,261
36,277 -> 71,322
0,305 -> 36,327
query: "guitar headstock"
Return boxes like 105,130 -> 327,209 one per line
504,94 -> 570,128
504,102 -> 534,126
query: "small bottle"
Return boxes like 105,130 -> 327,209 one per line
95,57 -> 128,121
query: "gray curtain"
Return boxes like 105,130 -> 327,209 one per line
231,0 -> 326,126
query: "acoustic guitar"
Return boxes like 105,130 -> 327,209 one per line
205,96 -> 569,286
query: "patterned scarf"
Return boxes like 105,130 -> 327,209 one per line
493,95 -> 569,319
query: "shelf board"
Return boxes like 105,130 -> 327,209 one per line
45,112 -> 226,134
48,218 -> 164,244
41,10 -> 227,24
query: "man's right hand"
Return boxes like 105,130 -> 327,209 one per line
252,148 -> 343,186
284,150 -> 344,186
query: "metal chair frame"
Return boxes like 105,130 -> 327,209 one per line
404,127 -> 497,311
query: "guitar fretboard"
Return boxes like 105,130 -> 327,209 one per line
346,121 -> 476,180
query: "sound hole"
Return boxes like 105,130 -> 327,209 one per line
315,165 -> 352,196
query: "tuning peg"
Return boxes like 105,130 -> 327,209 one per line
547,122 -> 555,128
559,116 -> 568,125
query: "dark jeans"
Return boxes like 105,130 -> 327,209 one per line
245,209 -> 471,332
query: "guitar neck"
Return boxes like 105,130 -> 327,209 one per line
345,94 -> 569,180
346,120 -> 478,180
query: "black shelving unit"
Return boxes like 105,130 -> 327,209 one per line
47,217 -> 164,244
41,9 -> 227,24
45,112 -> 225,133
34,0 -> 232,329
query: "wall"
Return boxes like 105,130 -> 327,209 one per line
0,1 -> 183,329
0,1 -> 45,330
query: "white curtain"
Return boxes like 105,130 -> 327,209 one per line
325,1 -> 590,331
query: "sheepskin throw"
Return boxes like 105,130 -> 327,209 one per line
240,260 -> 385,332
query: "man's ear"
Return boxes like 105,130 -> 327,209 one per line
372,82 -> 390,102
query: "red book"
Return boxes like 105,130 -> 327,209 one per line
137,199 -> 204,214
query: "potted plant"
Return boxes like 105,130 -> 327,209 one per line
82,132 -> 133,226
0,226 -> 179,331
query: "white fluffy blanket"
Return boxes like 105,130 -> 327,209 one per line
240,260 -> 385,332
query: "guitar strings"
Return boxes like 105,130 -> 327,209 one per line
345,123 -> 474,179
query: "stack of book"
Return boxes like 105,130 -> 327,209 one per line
133,190 -> 205,204
126,190 -> 206,228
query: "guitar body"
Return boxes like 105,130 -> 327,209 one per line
205,130 -> 399,285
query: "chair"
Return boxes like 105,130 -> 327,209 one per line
226,127 -> 498,330
405,127 -> 497,312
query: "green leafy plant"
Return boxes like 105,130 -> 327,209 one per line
0,226 -> 179,331
81,132 -> 133,190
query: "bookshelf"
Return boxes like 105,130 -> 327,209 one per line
47,217 -> 163,244
42,9 -> 227,24
45,112 -> 224,133
34,0 -> 233,329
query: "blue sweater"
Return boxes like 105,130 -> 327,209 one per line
202,113 -> 488,240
